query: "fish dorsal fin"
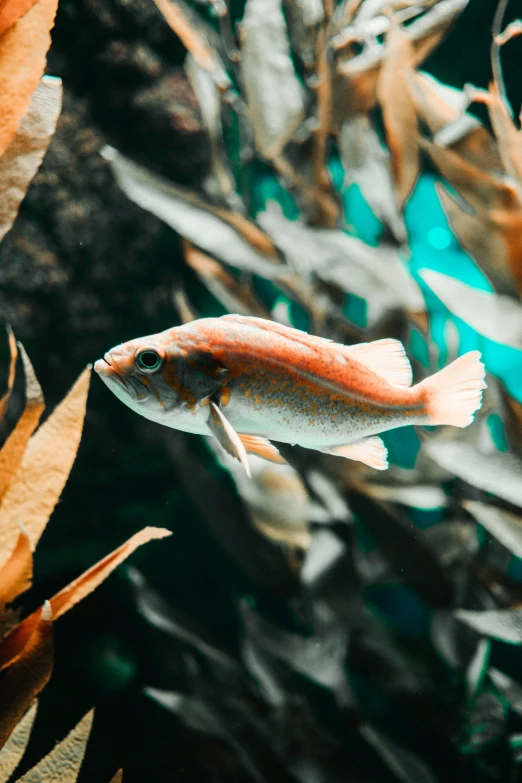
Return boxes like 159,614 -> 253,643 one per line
238,434 -> 287,465
321,437 -> 388,470
345,339 -> 413,387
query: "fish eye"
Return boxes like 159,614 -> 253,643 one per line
136,349 -> 163,374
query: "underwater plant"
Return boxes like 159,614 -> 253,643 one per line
92,0 -> 522,780
0,3 -> 171,777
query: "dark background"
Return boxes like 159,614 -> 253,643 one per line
1,0 -> 522,779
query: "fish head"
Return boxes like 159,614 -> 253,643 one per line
94,330 -> 189,423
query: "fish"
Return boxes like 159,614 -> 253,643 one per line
94,315 -> 486,476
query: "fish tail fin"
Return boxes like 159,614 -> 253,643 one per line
420,351 -> 486,427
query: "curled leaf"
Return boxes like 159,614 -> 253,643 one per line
240,0 -> 305,159
419,269 -> 522,349
0,367 -> 91,570
0,701 -> 37,783
0,343 -> 44,504
0,75 -> 62,243
494,19 -> 522,45
15,710 -> 93,782
0,0 -> 59,157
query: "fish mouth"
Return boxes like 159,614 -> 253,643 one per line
94,355 -> 151,403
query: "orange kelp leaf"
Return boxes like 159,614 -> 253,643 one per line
0,603 -> 53,751
0,529 -> 171,673
377,19 -> 419,209
152,0 -> 229,88
0,701 -> 37,782
0,0 -> 38,38
0,367 -> 90,571
16,710 -> 93,782
109,771 -> 123,783
184,242 -> 272,319
0,529 -> 32,608
0,343 -> 44,504
0,75 -> 62,243
0,0 -> 59,157
49,527 -> 171,620
0,327 -> 17,423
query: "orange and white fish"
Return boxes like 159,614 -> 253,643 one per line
94,315 -> 486,475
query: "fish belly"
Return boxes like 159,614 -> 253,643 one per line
225,376 -> 423,447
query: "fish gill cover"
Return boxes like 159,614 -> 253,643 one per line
2,0 -> 522,780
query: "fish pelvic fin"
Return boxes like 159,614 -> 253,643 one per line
209,402 -> 251,477
238,434 -> 287,465
419,351 -> 486,427
345,339 -> 413,387
321,436 -> 389,471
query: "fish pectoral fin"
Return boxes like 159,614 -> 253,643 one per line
345,339 -> 412,387
209,402 -> 251,477
238,434 -> 287,465
321,437 -> 389,470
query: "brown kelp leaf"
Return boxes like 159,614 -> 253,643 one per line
109,772 -> 123,783
0,528 -> 170,674
0,0 -> 38,37
464,500 -> 522,559
257,207 -> 424,324
185,55 -> 236,202
0,367 -> 91,570
0,603 -> 53,751
0,701 -> 37,783
419,269 -> 522,348
16,710 -> 93,782
436,185 -> 516,296
0,529 -> 32,608
425,440 -> 522,509
240,0 -> 305,159
409,70 -> 469,135
284,0 -> 323,68
49,527 -> 171,621
0,0 -> 59,157
377,18 -> 419,209
455,607 -> 522,645
422,138 -> 514,214
104,148 -> 283,278
152,0 -> 229,88
481,83 -> 522,189
0,343 -> 44,504
339,116 -> 406,241
0,75 -> 62,243
0,327 -> 17,423
494,19 -> 522,45
334,0 -> 469,120
184,242 -> 272,319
